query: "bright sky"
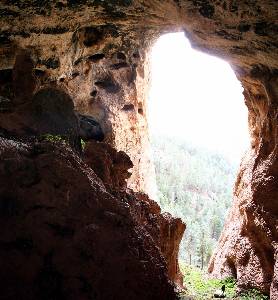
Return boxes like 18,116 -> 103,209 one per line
148,32 -> 250,164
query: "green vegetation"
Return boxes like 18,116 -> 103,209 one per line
179,262 -> 236,299
41,134 -> 66,143
239,290 -> 269,300
81,138 -> 86,150
151,134 -> 237,267
179,263 -> 269,299
151,135 -> 269,299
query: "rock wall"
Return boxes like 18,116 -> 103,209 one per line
208,66 -> 278,296
0,16 -> 158,198
84,140 -> 186,287
0,137 -> 182,300
0,0 -> 278,297
0,45 -> 185,299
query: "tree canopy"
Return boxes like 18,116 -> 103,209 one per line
151,134 -> 237,268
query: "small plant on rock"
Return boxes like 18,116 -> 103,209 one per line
41,134 -> 67,143
80,138 -> 86,150
239,289 -> 269,300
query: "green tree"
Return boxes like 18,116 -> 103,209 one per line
151,134 -> 237,268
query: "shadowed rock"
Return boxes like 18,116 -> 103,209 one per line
31,88 -> 80,149
13,50 -> 37,105
84,140 -> 132,191
78,114 -> 104,141
0,137 -> 179,300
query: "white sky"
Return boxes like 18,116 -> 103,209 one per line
148,32 -> 250,164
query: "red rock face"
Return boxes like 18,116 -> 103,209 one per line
84,140 -> 133,191
0,137 -> 180,300
271,256 -> 278,299
208,150 -> 276,293
209,74 -> 278,296
129,194 -> 186,289
1,0 -> 278,297
84,140 -> 185,288
113,191 -> 186,289
0,50 -> 185,298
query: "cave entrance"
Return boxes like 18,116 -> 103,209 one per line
148,33 -> 249,270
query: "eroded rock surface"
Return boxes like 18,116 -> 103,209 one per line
79,114 -> 104,142
83,140 -> 186,287
0,0 -> 278,297
208,71 -> 278,296
0,137 -> 180,300
125,193 -> 186,289
84,140 -> 133,191
0,43 -> 185,299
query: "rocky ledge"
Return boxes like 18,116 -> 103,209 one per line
0,136 -> 184,300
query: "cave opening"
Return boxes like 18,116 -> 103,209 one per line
148,32 -> 249,270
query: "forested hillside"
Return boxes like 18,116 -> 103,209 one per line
151,135 -> 238,268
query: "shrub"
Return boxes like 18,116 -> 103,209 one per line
41,134 -> 66,143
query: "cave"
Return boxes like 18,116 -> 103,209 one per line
0,1 -> 277,299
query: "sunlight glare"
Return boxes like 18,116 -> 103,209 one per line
148,32 -> 250,163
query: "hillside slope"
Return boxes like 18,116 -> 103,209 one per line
151,135 -> 237,268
